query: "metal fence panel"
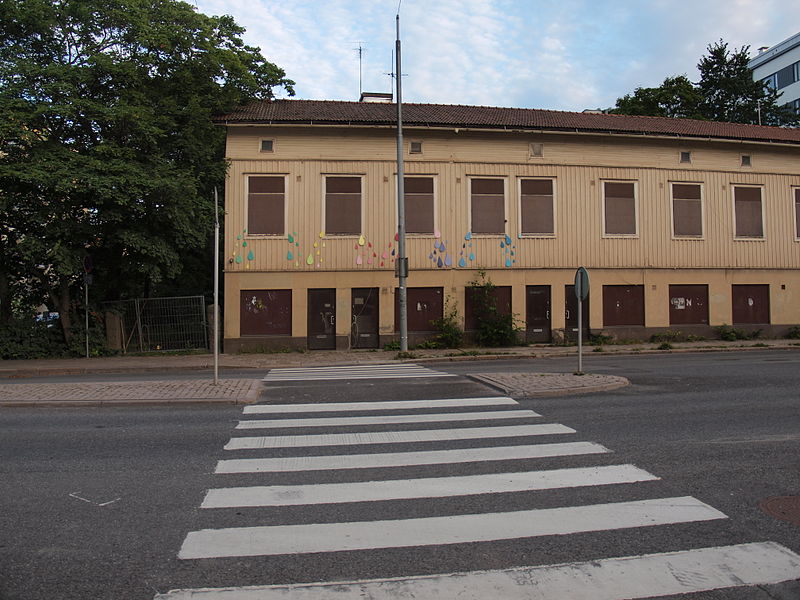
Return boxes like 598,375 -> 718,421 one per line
103,296 -> 208,353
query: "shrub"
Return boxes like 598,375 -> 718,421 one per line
785,326 -> 800,339
430,296 -> 463,348
467,271 -> 523,347
715,324 -> 761,341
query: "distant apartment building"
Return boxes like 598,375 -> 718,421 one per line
749,32 -> 800,114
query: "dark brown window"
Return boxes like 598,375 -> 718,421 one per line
470,178 -> 505,234
732,284 -> 770,324
671,183 -> 703,237
733,186 -> 763,238
240,290 -> 292,335
794,189 -> 800,238
680,151 -> 691,164
260,139 -> 274,152
248,176 -> 285,235
603,182 -> 637,235
602,285 -> 644,326
464,286 -> 511,331
325,176 -> 361,235
409,141 -> 423,154
668,285 -> 709,325
395,287 -> 443,332
404,177 -> 434,234
520,179 -> 554,235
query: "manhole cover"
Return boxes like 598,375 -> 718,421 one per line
759,496 -> 800,525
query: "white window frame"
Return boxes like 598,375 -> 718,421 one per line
669,181 -> 705,240
793,187 -> 800,241
322,174 -> 365,237
517,177 -> 556,238
396,174 -> 438,237
731,184 -> 766,241
408,140 -> 423,154
259,139 -> 275,153
601,179 -> 639,238
245,173 -> 288,238
467,176 -> 508,236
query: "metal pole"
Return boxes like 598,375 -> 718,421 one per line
85,279 -> 89,359
395,13 -> 408,352
213,187 -> 220,385
577,296 -> 583,374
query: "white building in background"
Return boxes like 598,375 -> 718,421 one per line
749,32 -> 800,114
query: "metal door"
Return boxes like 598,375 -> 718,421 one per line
351,288 -> 379,348
526,285 -> 551,342
669,285 -> 709,325
307,289 -> 336,350
732,284 -> 770,324
565,285 -> 590,341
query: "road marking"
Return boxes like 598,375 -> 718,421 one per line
263,364 -> 454,382
178,496 -> 726,559
224,423 -> 576,450
243,397 -> 518,414
201,465 -> 658,508
158,542 -> 800,599
215,441 -> 610,473
236,409 -> 540,429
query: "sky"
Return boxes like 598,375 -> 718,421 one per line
194,0 -> 800,112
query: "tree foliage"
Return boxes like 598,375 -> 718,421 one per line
611,41 -> 795,126
0,0 -> 293,343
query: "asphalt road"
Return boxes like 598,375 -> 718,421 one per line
1,350 -> 798,599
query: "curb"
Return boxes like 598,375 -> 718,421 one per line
468,373 -> 630,399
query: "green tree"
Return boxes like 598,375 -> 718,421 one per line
0,0 -> 293,343
611,75 -> 703,119
611,41 -> 794,126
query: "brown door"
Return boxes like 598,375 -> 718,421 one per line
308,289 -> 336,349
465,286 -> 512,331
732,285 -> 770,324
526,285 -> 551,342
602,285 -> 644,326
565,285 -> 589,341
669,285 -> 709,325
396,287 -> 443,332
351,288 -> 379,349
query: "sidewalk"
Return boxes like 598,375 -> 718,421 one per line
0,338 -> 797,406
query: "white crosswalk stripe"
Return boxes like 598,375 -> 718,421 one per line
166,393 -> 800,599
262,363 -> 455,381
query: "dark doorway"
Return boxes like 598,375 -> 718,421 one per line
308,289 -> 336,350
351,288 -> 379,348
669,284 -> 709,325
602,285 -> 645,326
526,285 -> 551,342
732,284 -> 770,324
565,285 -> 590,341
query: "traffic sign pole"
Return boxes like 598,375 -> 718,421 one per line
574,267 -> 589,375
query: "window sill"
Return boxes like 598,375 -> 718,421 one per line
601,234 -> 639,239
671,235 -> 705,241
519,233 -> 556,238
733,237 -> 766,241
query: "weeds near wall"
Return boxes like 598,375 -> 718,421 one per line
468,271 -> 523,347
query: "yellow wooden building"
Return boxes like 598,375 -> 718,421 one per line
216,100 -> 800,351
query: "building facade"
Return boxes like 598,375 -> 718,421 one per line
217,100 -> 800,352
749,32 -> 800,114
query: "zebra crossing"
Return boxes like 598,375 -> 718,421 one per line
157,395 -> 800,599
262,363 -> 455,381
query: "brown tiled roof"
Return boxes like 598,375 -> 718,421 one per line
216,99 -> 800,145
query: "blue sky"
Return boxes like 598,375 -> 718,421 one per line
194,0 -> 800,112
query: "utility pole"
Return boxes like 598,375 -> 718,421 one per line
213,187 -> 220,385
395,12 -> 408,352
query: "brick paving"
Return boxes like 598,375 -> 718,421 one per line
0,379 -> 261,407
469,372 -> 629,398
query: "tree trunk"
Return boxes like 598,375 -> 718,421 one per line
49,278 -> 73,344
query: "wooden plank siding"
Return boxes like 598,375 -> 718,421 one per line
225,126 -> 800,275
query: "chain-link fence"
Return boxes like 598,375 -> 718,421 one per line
103,296 -> 208,353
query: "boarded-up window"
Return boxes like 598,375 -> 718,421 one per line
395,287 -> 443,332
669,284 -> 709,325
464,286 -> 511,331
248,176 -> 284,235
471,178 -> 505,234
794,189 -> 800,238
672,183 -> 702,237
520,179 -> 554,235
734,186 -> 763,238
405,177 -> 434,234
732,284 -> 770,324
604,182 -> 637,235
240,290 -> 292,335
602,285 -> 644,326
325,176 -> 361,235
